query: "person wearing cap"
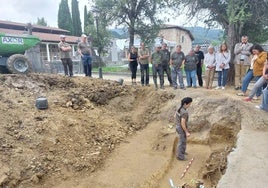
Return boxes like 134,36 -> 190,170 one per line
161,43 -> 172,86
170,45 -> 186,90
78,34 -> 92,77
151,44 -> 164,90
58,35 -> 73,77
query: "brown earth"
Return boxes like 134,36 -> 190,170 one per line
0,73 -> 267,188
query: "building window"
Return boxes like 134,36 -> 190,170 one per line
181,36 -> 184,43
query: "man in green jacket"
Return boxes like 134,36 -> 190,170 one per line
151,44 -> 164,90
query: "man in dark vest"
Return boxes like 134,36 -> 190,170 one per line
161,43 -> 172,86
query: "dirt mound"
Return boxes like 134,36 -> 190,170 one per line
0,74 -> 175,188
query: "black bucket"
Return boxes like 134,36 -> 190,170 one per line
35,97 -> 48,110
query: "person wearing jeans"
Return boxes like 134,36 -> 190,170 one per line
138,42 -> 150,86
82,54 -> 92,77
215,43 -> 230,90
170,45 -> 185,89
244,56 -> 268,101
184,49 -> 198,88
78,34 -> 92,77
237,45 -> 267,96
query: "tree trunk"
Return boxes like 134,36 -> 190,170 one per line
128,26 -> 135,51
227,23 -> 239,86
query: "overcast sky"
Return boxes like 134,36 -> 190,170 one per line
0,0 -> 205,29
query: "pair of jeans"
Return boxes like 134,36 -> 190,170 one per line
129,62 -> 138,79
171,67 -> 184,88
176,125 -> 187,160
61,58 -> 73,76
82,55 -> 92,77
241,69 -> 261,96
162,64 -> 172,85
248,76 -> 268,98
185,70 -> 197,87
140,63 -> 149,85
217,69 -> 229,87
196,66 -> 203,87
152,64 -> 164,88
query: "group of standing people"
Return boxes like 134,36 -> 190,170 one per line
175,36 -> 268,161
128,43 -> 206,90
58,34 -> 92,77
128,41 -> 232,91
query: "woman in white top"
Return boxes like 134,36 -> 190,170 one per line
215,43 -> 231,90
204,46 -> 216,89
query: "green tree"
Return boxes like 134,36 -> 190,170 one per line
84,11 -> 111,57
58,0 -> 73,33
71,0 -> 82,36
84,5 -> 89,32
36,17 -> 47,26
94,0 -> 167,49
173,0 -> 268,85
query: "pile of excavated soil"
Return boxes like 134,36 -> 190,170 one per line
0,74 -> 174,188
0,73 -> 267,188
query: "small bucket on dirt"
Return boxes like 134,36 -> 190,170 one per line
35,97 -> 48,110
116,78 -> 124,86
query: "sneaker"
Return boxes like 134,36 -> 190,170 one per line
244,97 -> 252,102
252,96 -> 259,100
180,87 -> 186,90
160,86 -> 165,90
215,86 -> 221,90
222,87 -> 225,90
235,86 -> 240,90
237,93 -> 245,96
173,87 -> 177,90
193,86 -> 197,89
255,105 -> 264,109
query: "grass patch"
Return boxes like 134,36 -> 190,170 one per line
93,66 -> 128,73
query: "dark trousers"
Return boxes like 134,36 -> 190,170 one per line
152,64 -> 164,88
83,64 -> 92,77
82,55 -> 92,77
162,63 -> 172,85
196,66 -> 203,87
176,125 -> 187,160
61,58 -> 73,76
129,62 -> 138,80
140,64 -> 149,85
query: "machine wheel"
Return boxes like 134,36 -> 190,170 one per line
6,54 -> 33,74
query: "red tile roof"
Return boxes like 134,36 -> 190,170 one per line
0,20 -> 69,33
0,28 -> 80,44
